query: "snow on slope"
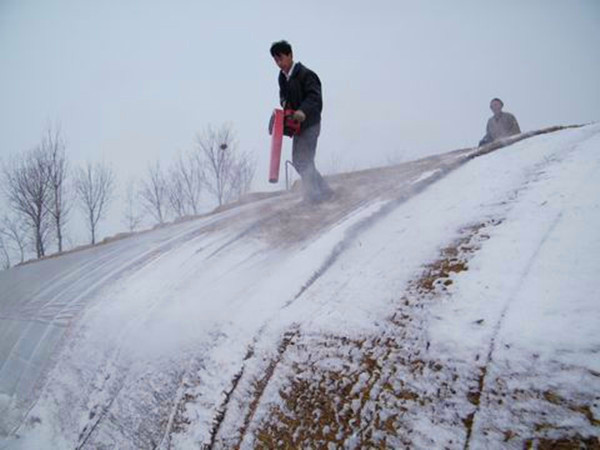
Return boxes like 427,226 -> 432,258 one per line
0,141 -> 471,448
201,125 -> 600,449
1,124 -> 599,448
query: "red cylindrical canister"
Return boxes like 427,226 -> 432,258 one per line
269,108 -> 284,183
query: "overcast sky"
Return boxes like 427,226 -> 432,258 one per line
1,0 -> 599,247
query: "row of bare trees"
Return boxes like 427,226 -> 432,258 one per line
1,123 -> 255,270
136,124 -> 255,226
1,126 -> 115,262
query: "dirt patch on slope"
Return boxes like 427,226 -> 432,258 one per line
209,219 -> 499,448
209,213 -> 599,448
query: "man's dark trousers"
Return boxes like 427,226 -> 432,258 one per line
292,123 -> 332,203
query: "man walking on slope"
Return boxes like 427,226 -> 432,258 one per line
270,40 -> 333,204
479,98 -> 521,146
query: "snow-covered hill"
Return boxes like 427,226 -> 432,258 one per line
1,124 -> 599,449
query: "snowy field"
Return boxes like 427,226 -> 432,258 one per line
1,124 -> 599,448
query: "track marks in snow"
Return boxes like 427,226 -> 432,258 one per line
3,214 -> 244,440
209,220 -> 499,448
4,125 -> 594,447
211,130 -> 600,446
286,154 -> 473,309
466,149 -> 600,449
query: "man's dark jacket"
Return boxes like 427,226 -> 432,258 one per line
278,62 -> 322,131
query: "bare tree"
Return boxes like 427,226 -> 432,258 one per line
0,229 -> 11,270
75,162 -> 115,245
194,124 -> 256,207
122,179 -> 143,232
42,125 -> 70,252
1,215 -> 28,264
170,152 -> 204,216
229,150 -> 256,200
139,161 -> 169,225
166,174 -> 187,219
3,147 -> 52,258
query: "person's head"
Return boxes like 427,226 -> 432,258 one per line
270,40 -> 294,73
490,98 -> 504,115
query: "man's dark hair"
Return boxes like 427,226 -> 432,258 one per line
270,40 -> 292,57
490,97 -> 504,107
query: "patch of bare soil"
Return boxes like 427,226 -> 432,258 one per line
413,222 -> 495,295
209,219 -> 499,448
480,376 -> 600,448
217,214 -> 598,448
523,435 -> 600,450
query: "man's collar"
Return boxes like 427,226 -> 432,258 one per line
283,62 -> 297,80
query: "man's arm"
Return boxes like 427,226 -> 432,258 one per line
509,114 -> 521,135
298,71 -> 322,118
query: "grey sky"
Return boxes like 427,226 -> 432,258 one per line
1,0 -> 599,246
